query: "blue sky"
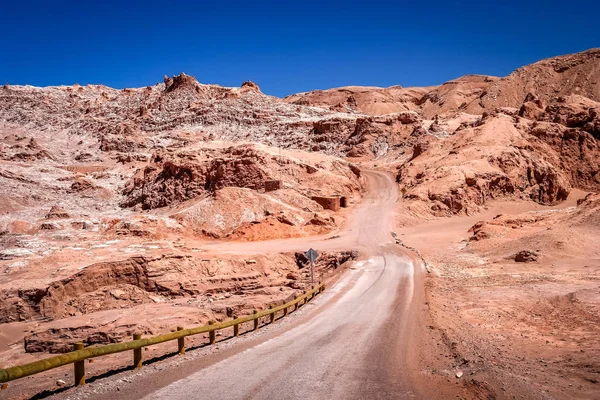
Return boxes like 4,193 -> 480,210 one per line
1,1 -> 598,97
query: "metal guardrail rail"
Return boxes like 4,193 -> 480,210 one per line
0,282 -> 325,389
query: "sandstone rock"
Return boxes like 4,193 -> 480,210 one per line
277,214 -> 296,226
164,72 -> 198,92
74,152 -> 94,161
311,118 -> 355,144
309,215 -> 332,226
69,177 -> 98,193
99,134 -> 139,153
468,222 -> 492,241
540,95 -> 600,139
397,111 -> 420,124
515,250 -> 539,263
1,254 -> 193,323
349,164 -> 361,177
286,272 -> 299,280
241,80 -> 261,92
121,145 -> 360,215
46,206 -> 70,219
410,141 -> 428,161
40,222 -> 61,230
294,250 -> 358,270
518,93 -> 545,120
116,152 -> 149,163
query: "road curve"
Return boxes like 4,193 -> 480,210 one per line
141,171 -> 425,399
198,170 -> 398,255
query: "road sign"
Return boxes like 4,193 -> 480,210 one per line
305,248 -> 319,263
304,248 -> 319,284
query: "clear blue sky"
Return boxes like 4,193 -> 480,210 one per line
1,1 -> 599,97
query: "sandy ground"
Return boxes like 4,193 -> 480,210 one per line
398,193 -> 600,399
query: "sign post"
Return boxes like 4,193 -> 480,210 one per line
304,248 -> 319,284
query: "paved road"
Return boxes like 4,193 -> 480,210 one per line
145,254 -> 418,400
142,171 -> 424,400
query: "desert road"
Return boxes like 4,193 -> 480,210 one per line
133,171 -> 425,399
197,170 -> 399,255
70,171 -> 426,400
145,254 -> 419,400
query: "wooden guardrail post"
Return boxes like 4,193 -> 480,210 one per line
284,304 -> 288,317
208,321 -> 216,344
269,305 -> 275,323
133,333 -> 142,369
74,342 -> 85,386
302,290 -> 307,305
253,310 -> 259,330
294,295 -> 298,311
177,327 -> 185,354
233,315 -> 239,337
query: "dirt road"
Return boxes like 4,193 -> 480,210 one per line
135,171 -> 428,399
198,170 -> 398,255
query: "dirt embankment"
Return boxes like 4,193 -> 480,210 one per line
0,250 -> 357,356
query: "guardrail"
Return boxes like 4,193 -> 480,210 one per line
0,282 -> 325,390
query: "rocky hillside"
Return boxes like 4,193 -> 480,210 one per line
0,75 -> 366,370
284,49 -> 600,219
2,49 -> 599,225
480,48 -> 600,109
1,48 -> 599,396
284,85 -> 429,116
284,48 -> 600,118
0,74 -> 359,156
285,75 -> 499,119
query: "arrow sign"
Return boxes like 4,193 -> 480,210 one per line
304,248 -> 319,284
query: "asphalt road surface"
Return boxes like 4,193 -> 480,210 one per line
145,254 -> 418,400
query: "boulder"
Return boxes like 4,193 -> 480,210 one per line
515,250 -> 539,263
518,93 -> 545,120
